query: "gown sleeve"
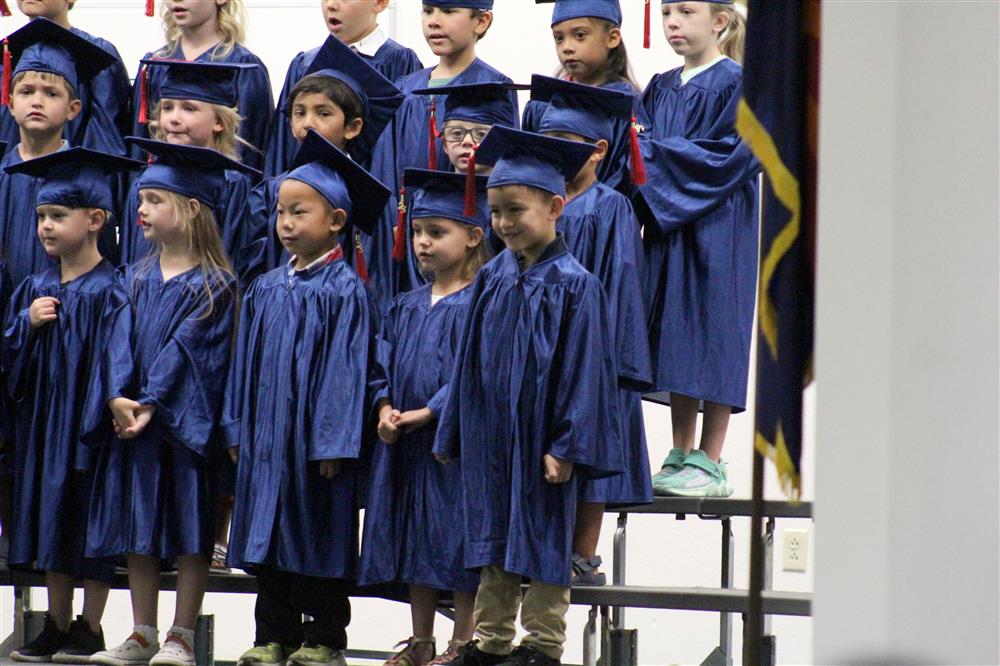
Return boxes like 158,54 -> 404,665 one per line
1,278 -> 38,405
235,60 -> 274,174
220,280 -> 258,450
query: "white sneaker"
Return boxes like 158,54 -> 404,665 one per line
90,632 -> 159,666
148,633 -> 196,666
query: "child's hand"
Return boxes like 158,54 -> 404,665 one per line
394,407 -> 435,433
29,297 -> 59,329
543,454 -> 573,484
377,403 -> 401,444
109,397 -> 140,436
434,453 -> 453,464
318,459 -> 341,479
228,447 -> 238,464
129,404 -> 156,438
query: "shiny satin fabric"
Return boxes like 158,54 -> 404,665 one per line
636,58 -> 760,411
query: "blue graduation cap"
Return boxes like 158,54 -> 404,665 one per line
475,126 -> 595,198
127,136 -> 261,211
2,17 -> 117,104
403,168 -> 490,230
411,82 -> 527,129
294,34 -> 404,164
532,74 -> 633,143
4,147 -> 144,211
282,129 -> 390,236
139,59 -> 254,108
423,0 -> 493,8
536,0 -> 622,27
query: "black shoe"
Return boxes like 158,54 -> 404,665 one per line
52,616 -> 105,664
448,640 -> 509,666
10,612 -> 69,662
499,645 -> 561,666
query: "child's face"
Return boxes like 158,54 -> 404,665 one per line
421,6 -> 488,57
9,72 -> 80,136
15,0 -> 71,19
137,188 -> 185,244
441,120 -> 491,173
157,98 -> 222,149
552,18 -> 620,84
35,204 -> 99,258
488,185 -> 563,262
661,2 -> 726,59
276,178 -> 346,267
290,93 -> 363,150
165,0 -> 224,30
412,216 -> 481,275
322,0 -> 386,44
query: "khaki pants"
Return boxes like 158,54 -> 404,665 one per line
473,565 -> 571,660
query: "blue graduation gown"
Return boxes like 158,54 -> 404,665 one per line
560,182 -> 653,507
3,261 -> 123,579
119,168 -> 262,286
368,58 -> 517,314
0,149 -> 120,287
129,44 -> 274,173
522,79 -> 649,198
0,261 -> 12,476
85,262 -> 236,561
358,284 -> 479,593
264,38 -> 422,180
0,27 -> 131,156
432,238 -> 623,586
224,254 -> 379,579
636,58 -> 760,411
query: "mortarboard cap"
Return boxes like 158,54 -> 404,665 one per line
5,147 -> 145,211
476,126 -> 595,198
282,129 -> 390,236
294,34 -> 404,165
139,59 -> 254,108
423,0 -> 493,9
536,0 -> 622,26
2,18 -> 117,104
127,136 -> 261,211
411,82 -> 527,128
403,168 -> 490,231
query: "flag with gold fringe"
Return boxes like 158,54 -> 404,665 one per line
735,0 -> 820,500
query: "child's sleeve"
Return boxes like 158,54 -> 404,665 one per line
0,266 -> 16,474
236,59 -> 275,174
80,277 -> 133,447
137,280 -> 237,458
220,281 -> 258,450
2,278 -> 41,404
545,275 -> 624,479
263,51 -> 309,180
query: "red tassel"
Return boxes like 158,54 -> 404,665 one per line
354,231 -> 370,283
145,0 -> 155,17
1,40 -> 10,107
463,146 -> 478,218
629,115 -> 647,186
643,0 -> 651,49
138,66 -> 149,125
0,1 -> 11,17
427,98 -> 438,170
392,187 -> 407,262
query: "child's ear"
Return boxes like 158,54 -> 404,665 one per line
606,25 -> 623,49
466,226 -> 485,249
344,116 -> 364,142
549,194 -> 565,220
713,10 -> 731,35
373,0 -> 390,14
66,98 -> 83,122
329,208 -> 349,235
88,208 -> 107,232
473,10 -> 493,38
592,139 -> 609,163
187,198 -> 202,218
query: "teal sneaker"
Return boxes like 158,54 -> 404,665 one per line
657,449 -> 733,497
651,447 -> 688,496
236,642 -> 284,666
285,642 -> 346,666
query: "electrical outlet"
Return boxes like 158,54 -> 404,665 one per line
783,528 -> 809,572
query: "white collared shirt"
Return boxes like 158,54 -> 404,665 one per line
287,247 -> 339,282
349,24 -> 388,58
681,55 -> 728,85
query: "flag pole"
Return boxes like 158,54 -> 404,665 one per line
744,442 -> 766,664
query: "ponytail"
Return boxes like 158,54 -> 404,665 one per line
712,4 -> 746,64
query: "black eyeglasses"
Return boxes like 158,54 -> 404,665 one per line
442,127 -> 490,144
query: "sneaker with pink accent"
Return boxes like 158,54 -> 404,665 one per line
148,632 -> 196,666
90,631 -> 160,666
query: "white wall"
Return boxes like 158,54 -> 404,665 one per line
813,1 -> 1000,664
0,2 -> 820,664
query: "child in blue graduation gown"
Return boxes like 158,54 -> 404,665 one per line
369,0 -> 518,304
85,144 -> 240,666
0,5 -> 131,155
359,169 -> 492,665
380,81 -> 524,314
224,131 -> 387,666
523,0 -> 651,196
0,19 -> 123,287
533,76 -> 653,587
265,0 -> 421,179
130,0 -> 273,172
119,61 -> 262,286
639,1 -> 759,498
1,149 -> 141,664
0,256 -> 12,542
245,34 -> 402,281
434,128 -> 623,666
